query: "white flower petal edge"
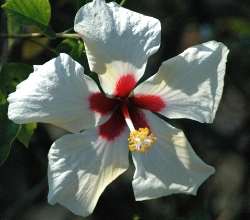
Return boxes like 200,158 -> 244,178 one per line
48,127 -> 129,217
134,41 -> 229,123
74,0 -> 161,96
132,110 -> 215,200
8,53 -> 110,133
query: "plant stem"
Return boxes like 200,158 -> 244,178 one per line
0,33 -> 80,39
120,0 -> 126,7
62,27 -> 74,34
56,33 -> 80,39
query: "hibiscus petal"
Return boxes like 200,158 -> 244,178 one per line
131,110 -> 215,200
74,0 -> 161,96
8,53 -> 110,132
48,127 -> 129,217
134,41 -> 229,123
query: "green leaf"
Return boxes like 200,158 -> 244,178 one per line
77,0 -> 86,9
0,63 -> 36,151
0,89 -> 6,105
17,123 -> 37,148
70,42 -> 95,79
70,42 -> 88,68
0,103 -> 21,166
7,14 -> 21,50
2,0 -> 56,39
227,17 -> 250,36
70,43 -> 102,92
56,38 -> 78,55
0,63 -> 33,140
0,62 -> 33,97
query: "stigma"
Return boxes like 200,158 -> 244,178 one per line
128,127 -> 156,155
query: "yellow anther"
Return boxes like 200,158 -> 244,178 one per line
128,127 -> 156,155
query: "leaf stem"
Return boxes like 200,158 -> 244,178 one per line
0,33 -> 80,39
62,27 -> 74,34
120,0 -> 126,7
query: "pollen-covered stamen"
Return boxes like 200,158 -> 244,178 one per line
121,104 -> 156,154
128,127 -> 156,155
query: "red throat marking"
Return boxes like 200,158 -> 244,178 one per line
88,92 -> 118,115
130,94 -> 166,112
98,109 -> 127,141
90,74 -> 165,142
113,74 -> 137,99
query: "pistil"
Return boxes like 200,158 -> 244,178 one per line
121,103 -> 136,132
121,104 -> 156,154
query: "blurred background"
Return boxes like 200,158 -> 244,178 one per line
1,0 -> 250,219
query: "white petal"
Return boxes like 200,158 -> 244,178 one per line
131,110 -> 215,200
8,53 -> 110,132
48,127 -> 129,217
134,41 -> 229,123
74,0 -> 160,96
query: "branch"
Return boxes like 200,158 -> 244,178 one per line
0,33 -> 81,39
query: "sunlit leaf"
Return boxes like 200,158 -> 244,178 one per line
2,0 -> 56,39
0,103 -> 21,166
17,123 -> 37,148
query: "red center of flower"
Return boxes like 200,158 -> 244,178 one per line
88,92 -> 118,115
113,74 -> 137,99
88,74 -> 166,141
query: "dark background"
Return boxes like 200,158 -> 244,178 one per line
1,0 -> 250,219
